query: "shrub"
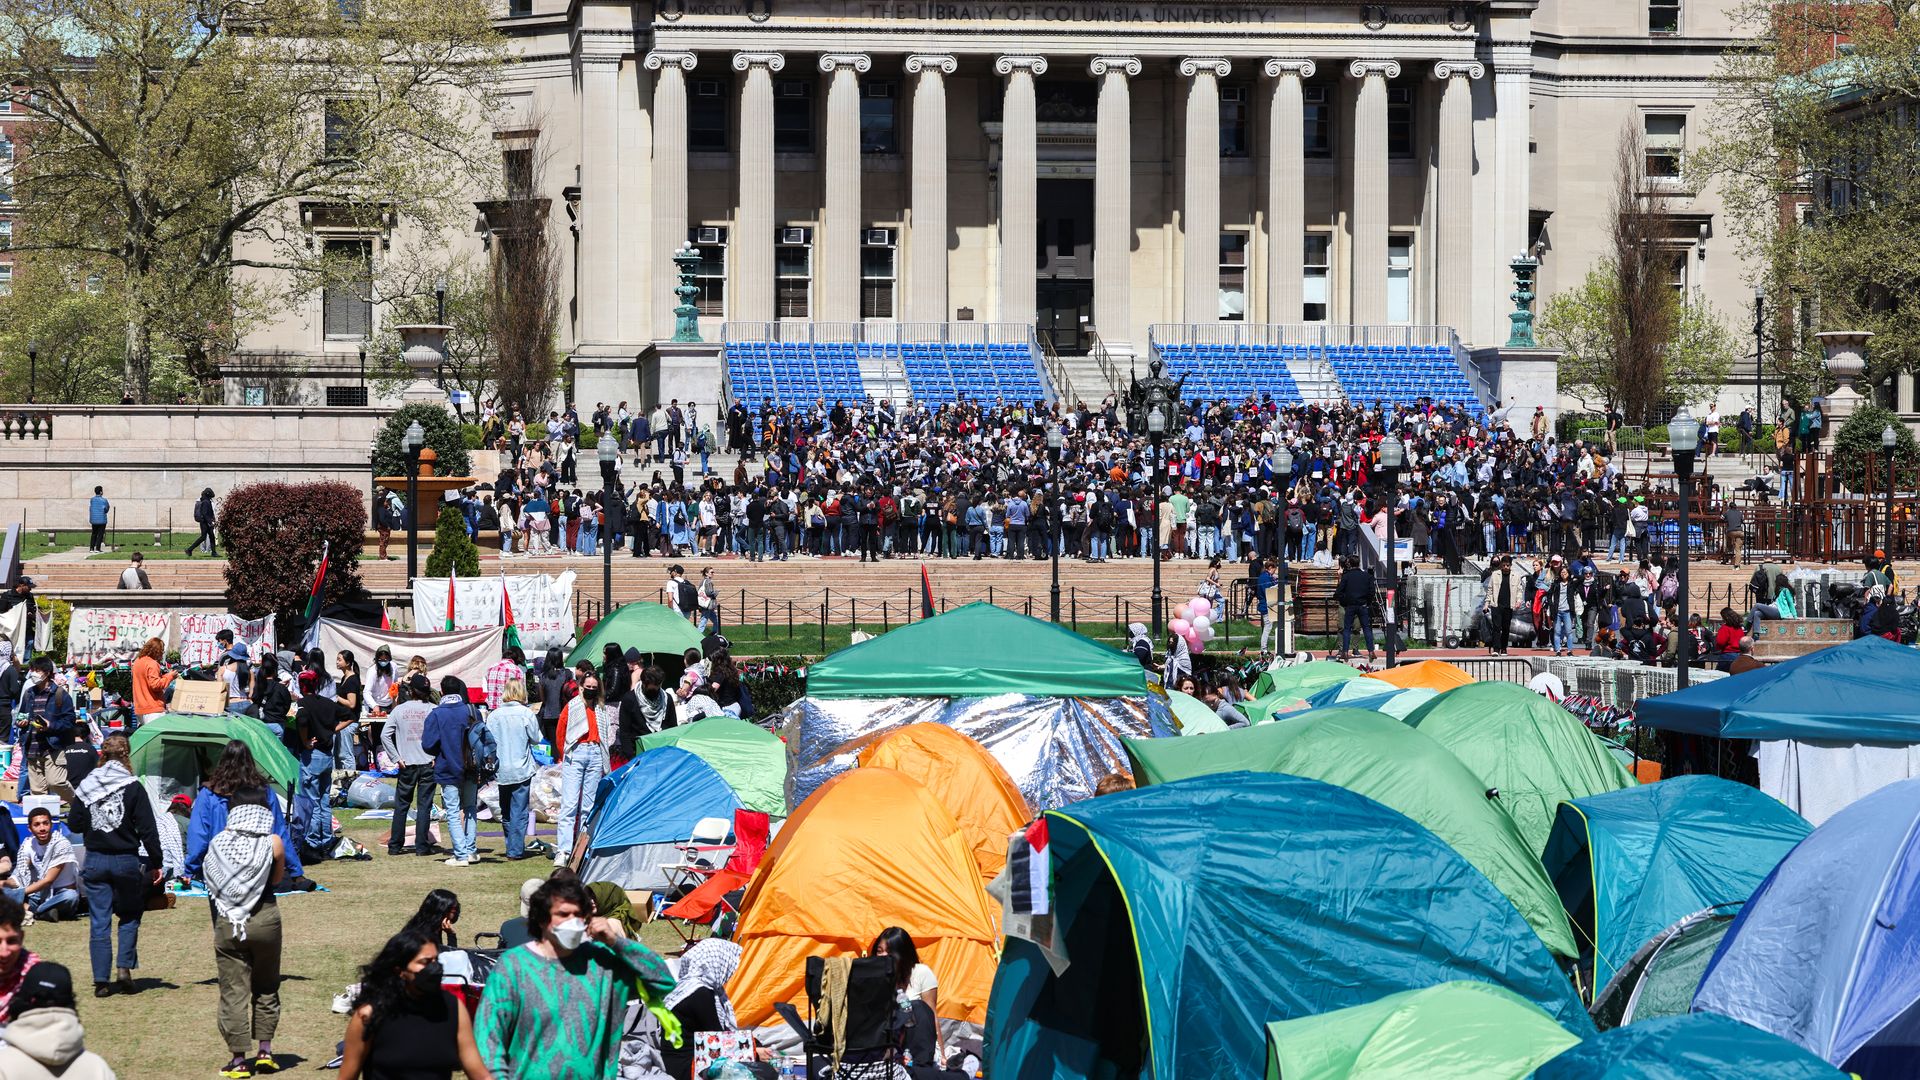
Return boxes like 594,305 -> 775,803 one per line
460,423 -> 485,450
738,656 -> 807,717
578,429 -> 598,450
372,403 -> 471,479
424,504 -> 480,578
1833,404 -> 1920,494
218,481 -> 366,632
526,421 -> 549,442
38,598 -> 70,663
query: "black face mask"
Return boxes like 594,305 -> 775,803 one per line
582,689 -> 601,705
412,960 -> 444,994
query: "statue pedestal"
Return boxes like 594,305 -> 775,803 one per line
1817,330 -> 1874,450
646,340 -> 725,413
400,379 -> 450,408
1468,345 -> 1563,424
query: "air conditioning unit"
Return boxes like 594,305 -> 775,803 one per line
1222,86 -> 1248,103
776,82 -> 808,98
694,226 -> 723,245
863,228 -> 893,246
694,80 -> 723,97
779,226 -> 811,245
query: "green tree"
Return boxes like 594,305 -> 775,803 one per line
1540,263 -> 1739,418
1832,404 -> 1920,494
372,403 -> 472,481
217,481 -> 366,635
424,504 -> 479,578
0,0 -> 505,401
366,265 -> 494,410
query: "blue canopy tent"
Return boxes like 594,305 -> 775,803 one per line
1536,1014 -> 1846,1079
579,746 -> 742,890
1635,636 -> 1920,742
1694,777 -> 1920,1078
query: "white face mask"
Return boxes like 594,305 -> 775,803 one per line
30,672 -> 46,686
550,917 -> 588,951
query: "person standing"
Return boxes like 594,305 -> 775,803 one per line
202,792 -> 285,1079
68,736 -> 162,998
613,661 -> 675,766
292,671 -> 342,856
1484,554 -> 1517,656
420,679 -> 477,868
187,488 -> 219,557
0,644 -> 21,750
338,930 -> 491,1080
552,673 -> 614,868
87,488 -> 109,553
17,659 -> 77,804
488,679 -> 542,861
130,638 -> 174,728
1333,554 -> 1376,662
1722,500 -> 1746,566
380,676 -> 438,858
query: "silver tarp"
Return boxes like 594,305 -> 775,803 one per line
779,692 -> 1176,811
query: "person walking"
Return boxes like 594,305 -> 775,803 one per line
87,488 -> 109,553
69,735 -> 163,998
379,675 -> 438,858
421,679 -> 477,868
552,672 -> 614,868
115,552 -> 151,591
203,790 -> 286,1079
187,487 -> 219,557
338,929 -> 491,1080
488,679 -> 542,861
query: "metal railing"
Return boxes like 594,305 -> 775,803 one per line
720,321 -> 1033,345
1446,328 -> 1498,412
1087,329 -> 1123,399
1148,323 -> 1462,349
1037,332 -> 1069,405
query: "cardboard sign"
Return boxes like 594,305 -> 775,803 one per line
170,679 -> 229,716
67,608 -> 172,664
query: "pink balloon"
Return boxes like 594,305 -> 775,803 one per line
1174,603 -> 1192,623
1190,597 -> 1212,618
1188,635 -> 1205,654
1169,618 -> 1192,637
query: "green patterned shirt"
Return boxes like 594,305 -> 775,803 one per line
476,936 -> 676,1080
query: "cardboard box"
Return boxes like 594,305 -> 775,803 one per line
170,680 -> 229,716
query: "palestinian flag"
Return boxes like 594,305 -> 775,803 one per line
501,570 -> 522,650
302,541 -> 330,623
1007,816 -> 1050,915
445,575 -> 457,631
920,563 -> 936,619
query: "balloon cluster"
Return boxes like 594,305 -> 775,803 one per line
1169,596 -> 1216,655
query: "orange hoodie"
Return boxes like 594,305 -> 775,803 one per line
131,654 -> 174,716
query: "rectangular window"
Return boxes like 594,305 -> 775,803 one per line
323,99 -> 367,161
0,220 -> 11,249
506,0 -> 532,13
0,265 -> 10,297
1304,85 -> 1332,159
1666,250 -> 1688,296
861,81 -> 897,154
321,238 -> 374,339
1219,233 -> 1248,321
773,79 -> 813,153
1645,113 -> 1685,179
1387,86 -> 1415,159
325,385 -> 370,407
1055,218 -> 1075,259
1303,234 -> 1331,322
1387,235 -> 1413,323
690,226 -> 727,317
1650,0 -> 1680,33
0,137 -> 12,162
861,241 -> 895,319
690,80 -> 729,152
503,148 -> 533,199
1220,86 -> 1250,158
776,240 -> 811,318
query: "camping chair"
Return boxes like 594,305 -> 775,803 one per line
772,956 -> 899,1080
657,816 -> 736,900
659,809 -> 771,942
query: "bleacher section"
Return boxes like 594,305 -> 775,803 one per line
723,340 -> 1049,409
1321,343 -> 1483,413
1155,343 -> 1307,405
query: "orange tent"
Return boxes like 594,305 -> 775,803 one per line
728,767 -> 1001,1026
855,724 -> 1032,881
1367,659 -> 1477,693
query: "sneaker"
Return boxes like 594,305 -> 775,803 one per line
219,1060 -> 254,1079
331,984 -> 359,1014
444,857 -> 470,867
20,910 -> 32,928
253,1055 -> 282,1074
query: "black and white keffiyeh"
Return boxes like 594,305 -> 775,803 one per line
665,937 -> 741,1030
74,760 -> 136,834
205,804 -> 275,939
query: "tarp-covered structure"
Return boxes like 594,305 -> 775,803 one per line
1125,708 -> 1576,957
1367,658 -> 1476,692
1264,980 -> 1580,1080
129,712 -> 300,799
1694,776 -> 1920,1076
1535,1014 -> 1847,1079
638,717 -> 787,818
1303,680 -> 1437,720
1636,636 -> 1920,824
565,601 -> 705,668
730,767 -> 998,1026
852,724 -> 1030,880
580,746 -> 741,890
781,604 -> 1171,809
984,773 -> 1592,1080
1542,775 -> 1809,1005
1406,681 -> 1638,853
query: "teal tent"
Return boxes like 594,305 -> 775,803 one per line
1167,689 -> 1232,734
983,773 -> 1593,1080
1303,680 -> 1438,720
1264,981 -> 1581,1080
802,603 -> 1147,699
129,712 -> 300,796
639,716 -> 788,817
566,601 -> 704,668
1248,660 -> 1360,700
1541,775 -> 1810,999
1535,1013 -> 1846,1079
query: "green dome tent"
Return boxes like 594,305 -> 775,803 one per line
1249,659 -> 1361,700
1403,681 -> 1638,854
565,601 -> 704,668
639,716 -> 788,817
129,712 -> 301,796
1125,708 -> 1576,957
1167,689 -> 1232,734
983,773 -> 1592,1080
1263,981 -> 1581,1080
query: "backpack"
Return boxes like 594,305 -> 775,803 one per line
465,710 -> 500,783
677,578 -> 698,612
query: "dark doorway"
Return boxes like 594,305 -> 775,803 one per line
1038,280 -> 1094,356
1038,178 -> 1094,356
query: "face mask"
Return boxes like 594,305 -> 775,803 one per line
30,672 -> 46,686
550,918 -> 588,951
412,960 -> 444,991
582,688 -> 600,705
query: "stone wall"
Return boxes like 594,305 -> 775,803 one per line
0,405 -> 392,530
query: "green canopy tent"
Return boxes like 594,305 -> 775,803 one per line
1263,981 -> 1581,1080
1403,681 -> 1638,854
565,601 -> 705,668
128,712 -> 301,797
983,773 -> 1593,1080
1249,659 -> 1361,700
638,716 -> 788,817
1166,689 -> 1232,734
1125,707 -> 1576,957
803,602 -> 1147,699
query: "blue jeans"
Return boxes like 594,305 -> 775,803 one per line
300,748 -> 334,851
1608,529 -> 1628,561
1198,526 -> 1219,559
440,780 -> 477,862
1341,606 -> 1375,655
555,745 -> 603,862
1554,610 -> 1577,653
81,852 -> 146,983
1300,522 -> 1318,557
499,780 -> 532,858
1089,529 -> 1110,560
4,885 -> 77,920
578,521 -> 598,554
989,525 -> 1005,556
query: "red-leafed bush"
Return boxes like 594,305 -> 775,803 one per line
218,481 -> 367,627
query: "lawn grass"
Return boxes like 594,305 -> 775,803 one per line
717,617 -> 1270,657
9,529 -> 207,562
25,812 -> 680,1079
83,533 -> 218,561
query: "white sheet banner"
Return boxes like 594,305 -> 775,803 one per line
176,613 -> 277,668
409,572 -> 577,651
314,619 -> 505,688
68,608 -> 173,664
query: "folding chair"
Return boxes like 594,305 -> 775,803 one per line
656,815 -> 735,901
659,809 -> 770,942
772,956 -> 899,1080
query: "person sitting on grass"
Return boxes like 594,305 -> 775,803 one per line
338,929 -> 492,1080
3,810 -> 78,924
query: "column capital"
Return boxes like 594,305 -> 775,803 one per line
1347,59 -> 1402,80
1431,59 -> 1485,80
731,51 -> 786,72
1179,56 -> 1231,78
819,53 -> 872,74
1262,58 -> 1317,79
644,51 -> 697,72
903,53 -> 958,75
1088,55 -> 1142,78
994,55 -> 1048,76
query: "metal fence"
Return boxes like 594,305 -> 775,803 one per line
1148,323 -> 1460,349
720,321 -> 1034,346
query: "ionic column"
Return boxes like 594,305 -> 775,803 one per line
996,55 -> 1046,323
1181,57 -> 1229,324
1348,59 -> 1399,325
904,54 -> 956,322
1433,61 -> 1483,335
733,52 -> 784,324
578,56 -> 622,343
1264,60 -> 1314,324
818,54 -> 871,324
647,51 -> 696,340
1493,54 -> 1533,330
1089,56 -> 1140,344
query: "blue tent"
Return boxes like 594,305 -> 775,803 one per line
1636,636 -> 1920,742
984,772 -> 1592,1080
580,746 -> 741,889
1542,775 -> 1811,997
1694,777 -> 1920,1076
1301,680 -> 1438,720
1536,1013 -> 1846,1079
